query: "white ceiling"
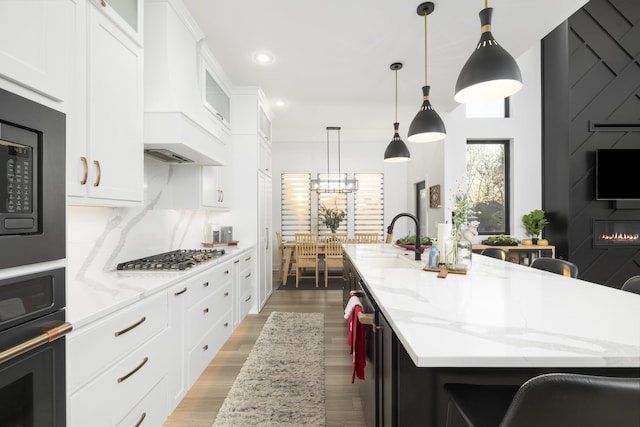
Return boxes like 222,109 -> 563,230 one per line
182,0 -> 588,144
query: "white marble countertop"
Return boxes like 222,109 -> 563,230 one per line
343,243 -> 640,369
67,245 -> 253,329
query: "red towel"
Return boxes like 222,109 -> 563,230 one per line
348,304 -> 366,382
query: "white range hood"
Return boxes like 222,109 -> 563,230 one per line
143,0 -> 227,165
143,111 -> 224,165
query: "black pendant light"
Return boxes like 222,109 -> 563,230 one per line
384,62 -> 411,163
407,2 -> 446,143
454,0 -> 523,104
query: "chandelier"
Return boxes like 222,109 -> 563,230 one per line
310,126 -> 358,193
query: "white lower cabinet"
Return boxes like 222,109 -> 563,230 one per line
67,292 -> 169,426
68,249 -> 255,425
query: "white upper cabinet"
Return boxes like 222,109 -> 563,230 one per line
203,67 -> 231,125
259,104 -> 272,145
0,0 -> 74,103
67,0 -> 144,205
88,0 -> 143,45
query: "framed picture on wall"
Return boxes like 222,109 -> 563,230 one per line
429,185 -> 441,209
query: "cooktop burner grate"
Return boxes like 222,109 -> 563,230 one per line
116,249 -> 226,271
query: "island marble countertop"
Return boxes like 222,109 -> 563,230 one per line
343,243 -> 640,369
67,245 -> 254,329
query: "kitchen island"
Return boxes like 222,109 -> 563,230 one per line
342,243 -> 640,427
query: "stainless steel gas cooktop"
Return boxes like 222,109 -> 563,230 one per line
116,249 -> 226,271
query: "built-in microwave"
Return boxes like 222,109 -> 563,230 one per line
0,88 -> 65,269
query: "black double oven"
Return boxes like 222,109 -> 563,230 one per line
0,88 -> 68,426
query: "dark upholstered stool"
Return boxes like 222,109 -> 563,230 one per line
530,257 -> 578,278
445,373 -> 640,427
480,247 -> 508,261
621,275 -> 640,294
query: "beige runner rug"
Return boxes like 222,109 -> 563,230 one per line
212,311 -> 325,426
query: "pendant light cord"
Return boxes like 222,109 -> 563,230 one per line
395,68 -> 399,122
423,11 -> 428,85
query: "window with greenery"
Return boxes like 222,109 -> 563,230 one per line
466,140 -> 510,235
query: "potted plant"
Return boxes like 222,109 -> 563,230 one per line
319,204 -> 346,233
522,209 -> 549,244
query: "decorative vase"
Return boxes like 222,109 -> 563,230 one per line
445,225 -> 472,271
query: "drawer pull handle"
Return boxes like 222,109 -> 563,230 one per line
203,308 -> 209,314
245,257 -> 251,261
234,260 -> 240,264
203,344 -> 209,351
117,356 -> 148,383
203,281 -> 209,287
100,0 -> 107,7
224,292 -> 229,297
80,157 -> 88,185
93,160 -> 101,187
224,322 -> 229,327
245,295 -> 252,302
134,412 -> 146,427
224,270 -> 230,275
174,287 -> 187,296
216,112 -> 223,121
245,273 -> 252,278
114,317 -> 146,337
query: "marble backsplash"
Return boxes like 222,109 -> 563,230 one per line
67,159 -> 230,280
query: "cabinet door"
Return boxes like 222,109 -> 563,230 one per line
85,4 -> 143,202
202,166 -> 231,209
0,1 -> 72,101
167,282 -> 189,412
258,173 -> 273,309
378,312 -> 395,427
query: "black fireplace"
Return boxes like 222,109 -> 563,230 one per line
593,219 -> 640,247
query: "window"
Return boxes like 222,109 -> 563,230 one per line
466,141 -> 510,235
465,98 -> 510,118
281,172 -> 384,240
354,173 -> 384,240
280,173 -> 311,241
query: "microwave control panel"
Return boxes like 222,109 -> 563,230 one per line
0,124 -> 38,235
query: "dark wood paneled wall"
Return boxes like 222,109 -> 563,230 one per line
542,0 -> 640,288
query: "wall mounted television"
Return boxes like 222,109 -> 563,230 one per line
596,149 -> 640,200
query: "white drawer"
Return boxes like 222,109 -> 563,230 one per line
69,329 -> 169,427
239,252 -> 254,271
67,292 -> 167,391
188,262 -> 233,305
188,309 -> 233,387
117,377 -> 168,427
238,289 -> 253,321
188,281 -> 232,349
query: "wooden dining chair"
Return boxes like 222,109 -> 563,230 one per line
295,233 -> 319,288
275,231 -> 293,285
324,233 -> 348,287
355,232 -> 380,243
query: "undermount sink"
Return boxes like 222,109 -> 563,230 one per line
357,254 -> 424,269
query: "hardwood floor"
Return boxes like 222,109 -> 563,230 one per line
164,282 -> 367,427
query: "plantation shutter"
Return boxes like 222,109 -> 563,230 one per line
281,173 -> 311,241
354,173 -> 384,240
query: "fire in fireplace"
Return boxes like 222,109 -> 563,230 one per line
593,220 -> 640,247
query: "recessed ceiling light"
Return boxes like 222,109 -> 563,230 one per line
275,100 -> 285,107
254,52 -> 273,64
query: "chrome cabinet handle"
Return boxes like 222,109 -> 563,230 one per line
93,160 -> 101,187
114,317 -> 146,337
80,157 -> 88,185
117,356 -> 148,383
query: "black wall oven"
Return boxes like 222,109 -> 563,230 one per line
0,88 -> 68,426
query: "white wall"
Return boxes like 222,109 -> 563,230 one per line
66,159 -> 231,281
271,138 -> 412,238
408,43 -> 543,243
